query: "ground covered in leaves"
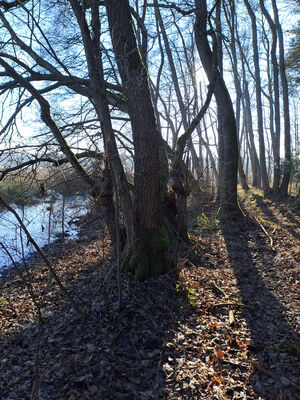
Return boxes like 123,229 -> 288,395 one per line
0,188 -> 299,399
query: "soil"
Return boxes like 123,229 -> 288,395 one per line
0,188 -> 299,399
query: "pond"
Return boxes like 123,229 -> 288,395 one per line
0,194 -> 90,274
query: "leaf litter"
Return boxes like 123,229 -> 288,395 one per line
0,189 -> 299,399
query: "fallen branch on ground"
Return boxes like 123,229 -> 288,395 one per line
254,217 -> 274,249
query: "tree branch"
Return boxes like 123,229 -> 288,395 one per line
0,151 -> 103,182
147,2 -> 194,16
0,0 -> 29,11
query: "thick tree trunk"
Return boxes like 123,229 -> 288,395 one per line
105,0 -> 170,280
195,0 -> 240,218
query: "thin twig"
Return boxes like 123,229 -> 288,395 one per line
211,281 -> 229,299
254,216 -> 274,249
208,302 -> 248,308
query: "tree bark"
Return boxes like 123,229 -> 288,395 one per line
69,0 -> 135,250
195,0 -> 240,218
271,0 -> 292,195
259,0 -> 281,192
224,0 -> 249,191
243,0 -> 270,192
105,0 -> 170,280
155,1 -> 192,239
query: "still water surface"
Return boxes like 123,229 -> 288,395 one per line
0,195 -> 90,273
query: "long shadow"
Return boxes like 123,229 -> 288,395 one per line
222,219 -> 300,399
276,202 -> 300,240
254,194 -> 300,241
2,220 -> 300,399
0,237 -> 192,399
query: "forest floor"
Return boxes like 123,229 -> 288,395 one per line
0,187 -> 299,400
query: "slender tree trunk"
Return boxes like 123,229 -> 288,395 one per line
259,0 -> 281,192
198,81 -> 219,186
215,0 -> 224,202
243,0 -> 270,192
224,0 -> 249,191
271,0 -> 292,195
155,0 -> 192,239
69,0 -> 135,251
263,25 -> 277,189
236,26 -> 261,188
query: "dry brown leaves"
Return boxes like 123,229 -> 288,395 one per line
0,190 -> 299,399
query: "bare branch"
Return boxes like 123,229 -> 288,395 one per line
0,0 -> 29,11
147,2 -> 194,16
0,151 -> 103,182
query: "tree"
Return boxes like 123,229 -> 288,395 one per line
105,0 -> 171,280
259,0 -> 281,192
0,1 -> 134,255
223,0 -> 249,191
194,0 -> 241,218
2,0 -> 297,283
243,0 -> 270,192
286,25 -> 300,88
271,0 -> 292,196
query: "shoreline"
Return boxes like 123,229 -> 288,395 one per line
0,209 -> 106,284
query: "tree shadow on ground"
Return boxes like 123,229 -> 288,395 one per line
253,193 -> 300,240
1,216 -> 300,399
0,236 -> 194,399
221,218 -> 300,399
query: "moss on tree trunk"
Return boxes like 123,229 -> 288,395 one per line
122,224 -> 171,280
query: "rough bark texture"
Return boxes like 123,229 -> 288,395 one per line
195,0 -> 240,218
105,0 -> 170,279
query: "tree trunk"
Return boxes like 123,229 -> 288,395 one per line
154,1 -> 191,239
271,0 -> 292,195
195,0 -> 240,218
224,0 -> 249,191
199,82 -> 219,186
243,0 -> 270,192
263,26 -> 277,189
259,0 -> 281,192
105,0 -> 170,280
215,0 -> 224,202
69,0 -> 135,251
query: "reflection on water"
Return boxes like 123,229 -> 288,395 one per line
0,194 -> 90,272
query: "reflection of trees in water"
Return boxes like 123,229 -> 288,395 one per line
0,196 -> 89,270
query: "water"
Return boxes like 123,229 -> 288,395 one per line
0,194 -> 90,272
